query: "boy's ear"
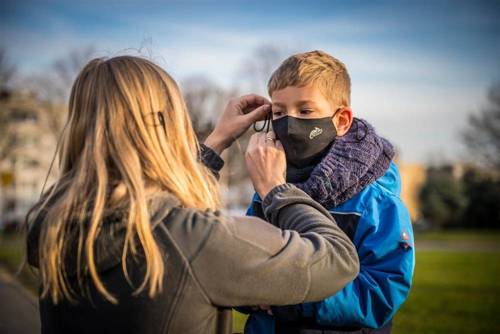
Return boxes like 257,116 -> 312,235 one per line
333,107 -> 353,137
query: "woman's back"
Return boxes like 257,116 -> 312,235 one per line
29,185 -> 359,334
29,191 -> 223,334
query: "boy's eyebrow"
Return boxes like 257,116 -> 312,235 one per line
272,100 -> 319,107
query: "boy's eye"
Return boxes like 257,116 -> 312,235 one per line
273,111 -> 284,116
300,109 -> 314,115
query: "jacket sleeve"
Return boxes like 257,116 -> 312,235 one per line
199,143 -> 224,179
188,183 -> 360,308
299,196 -> 415,329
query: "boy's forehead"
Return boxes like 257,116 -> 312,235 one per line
271,84 -> 328,105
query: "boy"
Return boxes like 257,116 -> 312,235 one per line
242,50 -> 415,334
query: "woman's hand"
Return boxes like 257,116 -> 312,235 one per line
204,94 -> 271,155
245,131 -> 286,199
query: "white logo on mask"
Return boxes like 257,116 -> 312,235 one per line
309,127 -> 323,139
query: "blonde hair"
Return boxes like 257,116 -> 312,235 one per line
268,50 -> 351,107
26,56 -> 221,304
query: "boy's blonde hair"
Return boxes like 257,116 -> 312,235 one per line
268,50 -> 351,107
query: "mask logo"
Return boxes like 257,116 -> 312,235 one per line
309,127 -> 323,140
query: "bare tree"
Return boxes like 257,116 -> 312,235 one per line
0,48 -> 16,91
237,44 -> 287,95
181,75 -> 232,141
181,73 -> 267,208
26,46 -> 95,138
45,46 -> 96,102
462,83 -> 500,170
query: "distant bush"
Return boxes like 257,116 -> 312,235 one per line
461,169 -> 500,229
419,169 -> 468,228
419,166 -> 500,229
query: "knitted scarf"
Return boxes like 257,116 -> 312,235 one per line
287,118 -> 395,208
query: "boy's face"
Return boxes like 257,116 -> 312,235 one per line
271,83 -> 353,136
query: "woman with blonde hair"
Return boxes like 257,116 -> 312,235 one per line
25,55 -> 359,334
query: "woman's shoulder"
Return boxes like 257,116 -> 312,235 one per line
155,204 -> 227,261
149,190 -> 224,229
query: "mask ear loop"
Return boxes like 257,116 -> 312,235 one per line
331,107 -> 343,133
253,112 -> 272,133
353,118 -> 368,141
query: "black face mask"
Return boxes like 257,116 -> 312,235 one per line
272,115 -> 337,168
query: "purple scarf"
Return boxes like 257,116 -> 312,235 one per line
288,118 -> 395,208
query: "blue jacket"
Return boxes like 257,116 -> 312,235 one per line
243,162 -> 415,333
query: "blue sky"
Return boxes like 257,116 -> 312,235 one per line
1,0 -> 499,163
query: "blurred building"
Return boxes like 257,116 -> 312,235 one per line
397,163 -> 427,222
0,89 -> 58,228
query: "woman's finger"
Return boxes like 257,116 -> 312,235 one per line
256,132 -> 267,147
247,133 -> 259,151
264,131 -> 276,146
238,94 -> 271,112
275,139 -> 284,151
243,103 -> 271,123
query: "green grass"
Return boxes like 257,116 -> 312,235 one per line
415,229 -> 500,243
393,251 -> 500,333
0,232 -> 24,267
0,232 -> 39,294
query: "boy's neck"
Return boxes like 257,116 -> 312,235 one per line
285,140 -> 335,184
286,163 -> 316,183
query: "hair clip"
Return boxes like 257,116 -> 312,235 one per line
157,111 -> 168,136
157,111 -> 166,127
